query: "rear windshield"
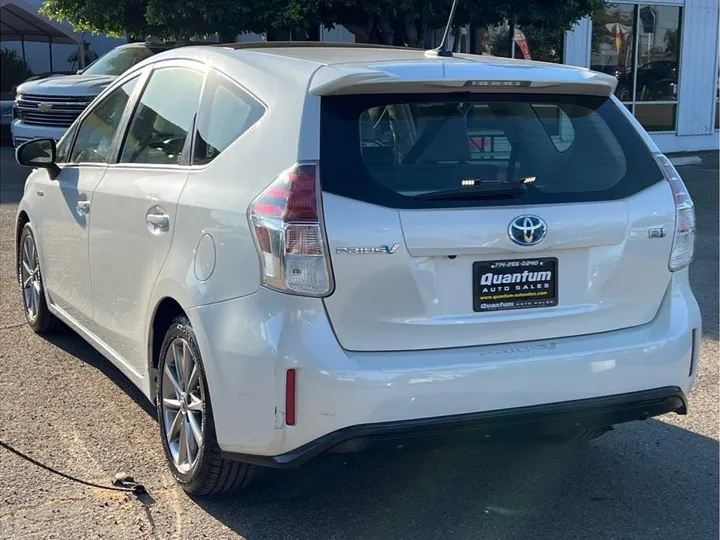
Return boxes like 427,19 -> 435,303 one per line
319,93 -> 663,208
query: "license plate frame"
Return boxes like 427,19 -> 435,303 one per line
473,257 -> 558,313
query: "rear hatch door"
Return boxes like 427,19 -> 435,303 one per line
319,91 -> 674,352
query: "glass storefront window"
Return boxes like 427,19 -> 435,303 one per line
473,23 -> 563,63
591,3 -> 682,132
591,4 -> 635,101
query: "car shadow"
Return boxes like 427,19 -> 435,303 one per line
40,329 -> 156,419
191,421 -> 718,540
35,323 -> 720,539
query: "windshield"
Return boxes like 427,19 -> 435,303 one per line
83,46 -> 156,76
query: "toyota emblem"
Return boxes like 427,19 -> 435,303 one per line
508,215 -> 547,246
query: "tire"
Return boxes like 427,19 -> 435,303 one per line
156,315 -> 256,496
17,223 -> 61,334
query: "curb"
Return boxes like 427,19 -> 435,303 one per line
669,156 -> 703,166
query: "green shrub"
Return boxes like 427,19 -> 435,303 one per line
0,47 -> 32,94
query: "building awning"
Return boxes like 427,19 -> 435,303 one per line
0,0 -> 78,44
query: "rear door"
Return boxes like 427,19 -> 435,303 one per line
319,93 -> 675,352
88,61 -> 204,371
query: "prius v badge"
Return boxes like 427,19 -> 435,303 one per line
335,244 -> 400,255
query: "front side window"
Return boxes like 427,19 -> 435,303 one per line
120,67 -> 204,165
55,122 -> 78,163
70,77 -> 138,164
321,93 -> 662,209
193,69 -> 265,166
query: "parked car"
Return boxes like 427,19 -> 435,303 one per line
10,42 -> 192,147
14,42 -> 701,496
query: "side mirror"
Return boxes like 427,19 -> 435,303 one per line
16,138 -> 60,178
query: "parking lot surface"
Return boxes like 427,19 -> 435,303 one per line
0,147 -> 717,540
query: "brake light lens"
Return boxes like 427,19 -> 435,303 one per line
654,154 -> 695,271
248,162 -> 333,296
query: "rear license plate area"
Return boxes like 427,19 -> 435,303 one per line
473,258 -> 558,312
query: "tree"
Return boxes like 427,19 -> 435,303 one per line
0,47 -> 32,93
41,0 -> 606,49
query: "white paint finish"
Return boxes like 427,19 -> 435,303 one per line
37,165 -> 106,329
164,91 -> 312,308
309,56 -> 618,96
190,271 -> 699,456
194,234 -> 216,281
88,166 -> 189,372
677,0 -> 720,136
564,17 -> 592,68
322,182 -> 675,352
14,45 -> 704,466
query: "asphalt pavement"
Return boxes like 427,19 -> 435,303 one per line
0,147 -> 717,540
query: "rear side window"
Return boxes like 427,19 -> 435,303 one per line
193,69 -> 265,166
321,93 -> 662,208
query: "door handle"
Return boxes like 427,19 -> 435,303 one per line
146,207 -> 170,232
76,200 -> 91,216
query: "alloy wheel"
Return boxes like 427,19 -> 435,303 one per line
20,234 -> 41,323
161,337 -> 205,473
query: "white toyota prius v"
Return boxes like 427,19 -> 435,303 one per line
15,42 -> 701,496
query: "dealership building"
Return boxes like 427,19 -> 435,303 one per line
563,0 -> 719,153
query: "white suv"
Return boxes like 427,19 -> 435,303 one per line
15,43 -> 701,496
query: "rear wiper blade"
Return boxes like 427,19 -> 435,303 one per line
413,182 -> 527,201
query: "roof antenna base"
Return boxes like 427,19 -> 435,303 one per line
425,48 -> 454,58
425,0 -> 460,59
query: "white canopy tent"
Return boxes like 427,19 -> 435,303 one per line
0,0 -> 78,71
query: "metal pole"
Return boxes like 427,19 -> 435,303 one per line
21,36 -> 26,61
79,31 -> 85,69
48,38 -> 54,73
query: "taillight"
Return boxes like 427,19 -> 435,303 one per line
248,162 -> 333,296
654,154 -> 696,271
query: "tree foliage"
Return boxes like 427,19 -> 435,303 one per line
41,0 -> 606,48
0,47 -> 32,93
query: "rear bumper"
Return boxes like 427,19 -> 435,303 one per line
223,386 -> 687,468
188,270 -> 701,461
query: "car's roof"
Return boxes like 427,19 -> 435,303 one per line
212,42 -> 548,68
132,42 -> 617,104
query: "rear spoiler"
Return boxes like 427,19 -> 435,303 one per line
309,61 -> 618,97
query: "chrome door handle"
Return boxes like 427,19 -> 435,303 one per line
146,207 -> 170,232
76,200 -> 91,216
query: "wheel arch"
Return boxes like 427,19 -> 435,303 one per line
16,210 -> 30,271
148,296 -> 186,401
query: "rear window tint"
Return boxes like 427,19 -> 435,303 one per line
193,69 -> 265,166
320,93 -> 662,208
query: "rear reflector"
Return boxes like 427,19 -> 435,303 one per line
286,369 -> 297,426
689,329 -> 698,377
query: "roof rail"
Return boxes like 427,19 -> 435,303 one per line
216,41 -> 421,51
